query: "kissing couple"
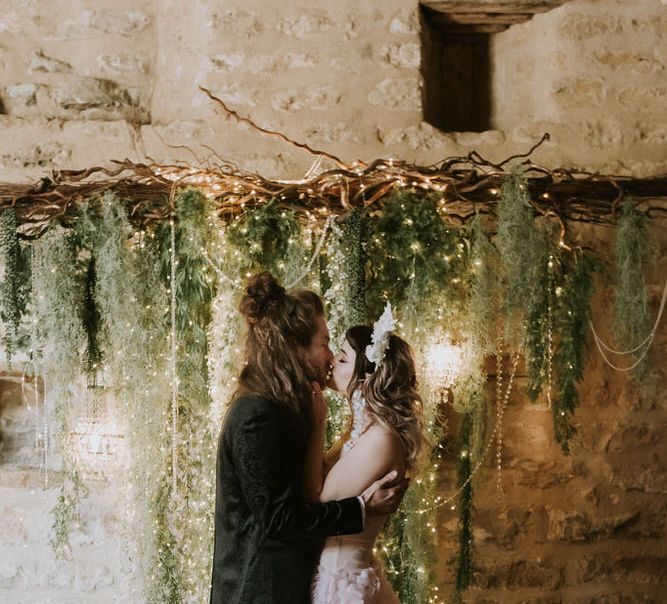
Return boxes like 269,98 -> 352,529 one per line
210,272 -> 426,604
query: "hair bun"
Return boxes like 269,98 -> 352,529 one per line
240,272 -> 286,323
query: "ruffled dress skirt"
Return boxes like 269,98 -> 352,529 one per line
312,535 -> 400,604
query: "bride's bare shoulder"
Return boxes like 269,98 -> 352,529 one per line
356,423 -> 404,458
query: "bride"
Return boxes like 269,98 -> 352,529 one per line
304,307 -> 426,603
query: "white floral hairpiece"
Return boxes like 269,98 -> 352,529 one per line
365,302 -> 397,365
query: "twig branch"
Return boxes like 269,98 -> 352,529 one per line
199,86 -> 353,171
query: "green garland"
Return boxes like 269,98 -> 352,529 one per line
0,177 -> 654,602
553,255 -> 597,453
50,468 -> 89,559
366,190 -> 466,320
496,171 -> 547,347
0,208 -> 30,367
33,225 -> 89,557
154,189 -> 219,602
341,208 -> 368,325
524,230 -> 557,402
90,192 -> 170,603
460,215 -> 497,462
453,411 -> 474,602
225,200 -> 304,281
466,214 -> 499,353
82,256 -> 103,383
613,201 -> 653,381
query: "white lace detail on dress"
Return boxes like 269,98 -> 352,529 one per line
343,389 -> 368,452
312,565 -> 382,604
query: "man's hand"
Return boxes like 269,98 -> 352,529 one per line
361,470 -> 410,516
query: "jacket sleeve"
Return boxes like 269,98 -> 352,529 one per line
229,397 -> 363,541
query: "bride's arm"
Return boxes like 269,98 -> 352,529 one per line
319,425 -> 405,503
303,384 -> 328,501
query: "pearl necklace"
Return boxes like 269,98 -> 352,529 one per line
343,389 -> 370,452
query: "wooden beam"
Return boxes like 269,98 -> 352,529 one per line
423,8 -> 525,33
439,13 -> 533,27
421,1 -> 566,14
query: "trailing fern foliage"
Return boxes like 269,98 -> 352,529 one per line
496,171 -> 547,346
454,411 -> 474,601
340,208 -> 368,325
0,208 -> 31,366
225,201 -> 303,280
553,255 -> 597,453
613,201 -> 653,380
50,468 -> 89,559
366,190 -> 465,319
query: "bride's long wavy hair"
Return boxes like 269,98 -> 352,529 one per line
363,334 -> 426,470
233,272 -> 324,433
327,326 -> 426,470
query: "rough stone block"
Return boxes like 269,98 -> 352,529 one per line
58,10 -> 150,38
368,77 -> 421,111
276,13 -> 336,38
558,13 -> 623,40
379,42 -> 421,69
97,53 -> 147,75
569,592 -> 657,604
574,553 -> 667,584
376,122 -> 455,151
50,79 -> 147,122
512,459 -> 584,489
207,52 -> 315,75
210,9 -> 264,37
303,122 -> 364,145
544,505 -> 647,542
474,557 -> 565,589
389,8 -> 419,34
2,79 -> 148,123
29,51 -> 72,74
552,78 -> 608,109
271,85 -> 341,112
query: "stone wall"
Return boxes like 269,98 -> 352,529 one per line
1,0 -> 666,182
0,0 -> 666,602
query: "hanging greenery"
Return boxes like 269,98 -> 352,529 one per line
459,215 -> 498,461
320,211 -> 367,449
366,190 -> 466,320
453,411 -> 474,603
50,468 -> 89,559
466,214 -> 499,353
82,257 -> 103,382
613,201 -> 653,381
33,225 -> 88,556
524,230 -> 557,402
225,200 -> 305,281
341,208 -> 367,325
552,255 -> 597,453
0,208 -> 30,367
89,192 -> 170,603
153,189 -> 220,602
0,156 -> 657,604
496,170 -> 548,347
322,220 -> 350,348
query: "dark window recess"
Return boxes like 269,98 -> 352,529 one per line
421,7 -> 492,133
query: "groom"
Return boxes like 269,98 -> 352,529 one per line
210,273 -> 408,604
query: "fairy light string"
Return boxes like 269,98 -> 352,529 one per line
169,215 -> 178,493
411,349 -> 520,516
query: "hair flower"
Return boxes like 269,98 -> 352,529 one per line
365,302 -> 397,365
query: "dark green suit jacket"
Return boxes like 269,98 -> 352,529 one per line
210,395 -> 363,604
